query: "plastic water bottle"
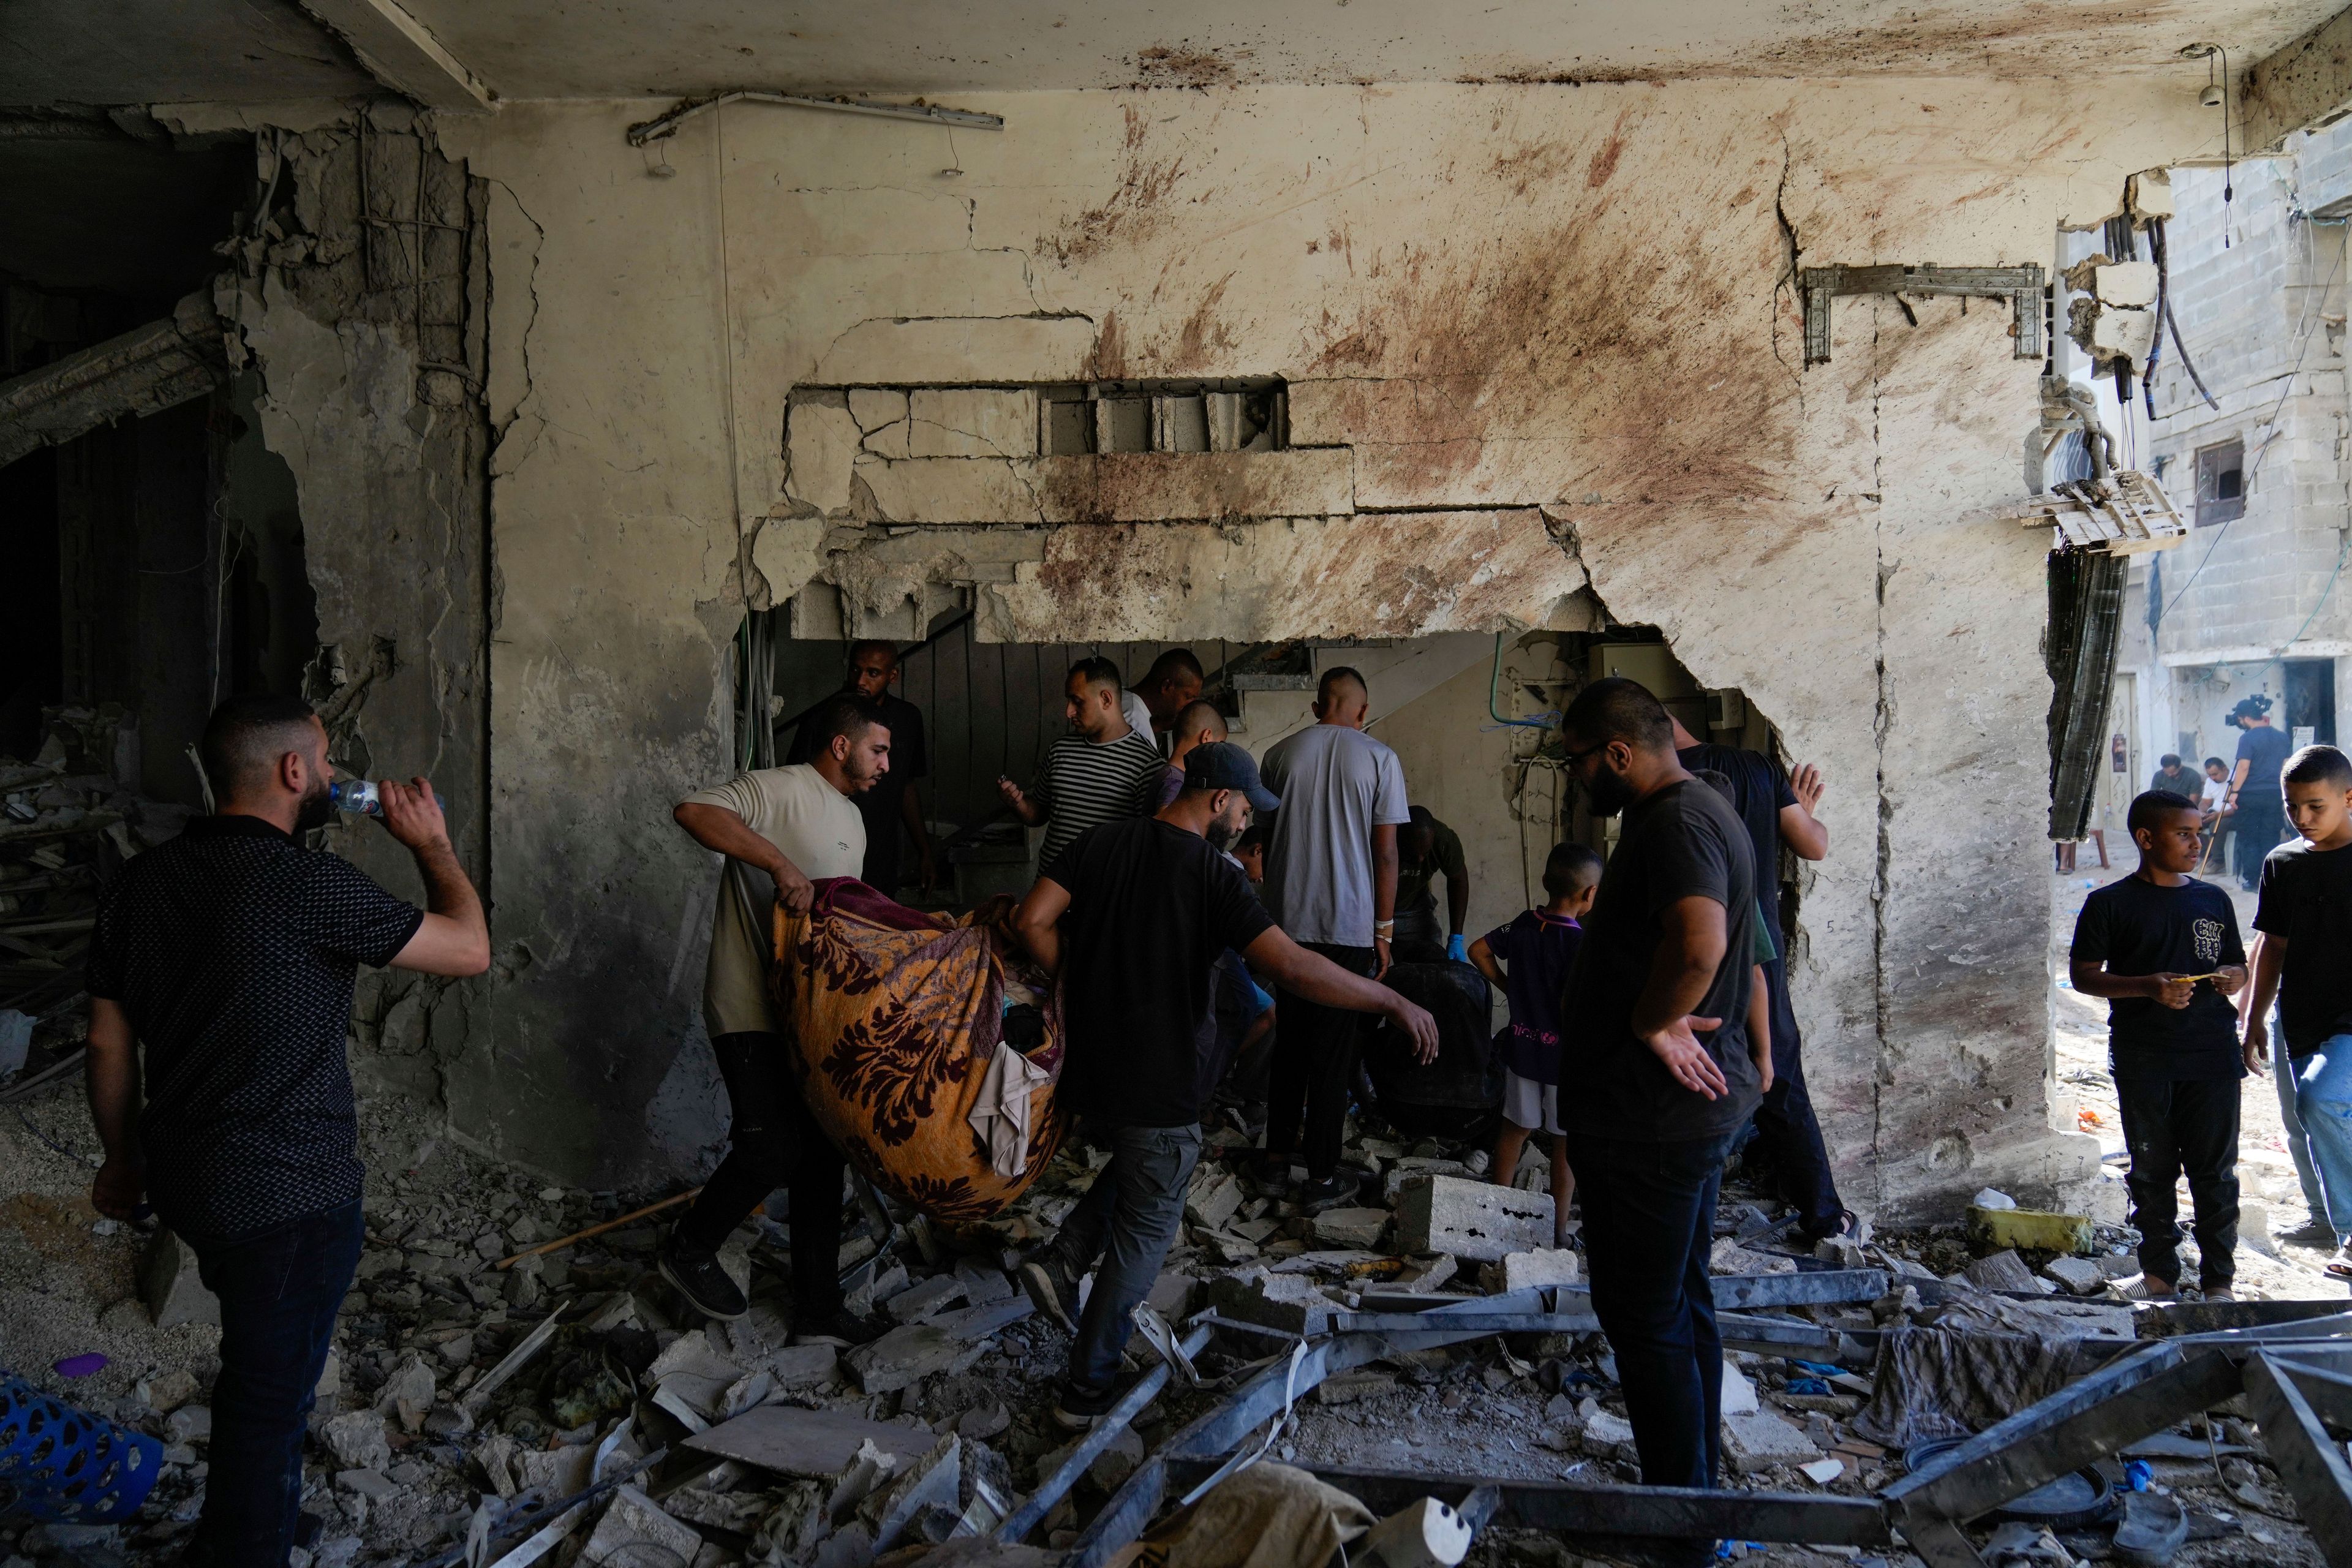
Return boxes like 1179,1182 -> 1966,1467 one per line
330,780 -> 448,817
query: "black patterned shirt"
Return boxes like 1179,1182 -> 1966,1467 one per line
86,815 -> 423,1241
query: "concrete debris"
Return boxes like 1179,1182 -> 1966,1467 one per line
2042,1255 -> 2109,1296
846,1324 -> 970,1393
138,1229 -> 220,1329
581,1484 -> 703,1566
1493,1248 -> 1581,1292
1962,1249 -> 2041,1294
1722,1409 -> 1823,1474
1394,1175 -> 1553,1261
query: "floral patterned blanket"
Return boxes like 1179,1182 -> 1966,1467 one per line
769,880 -> 1067,1222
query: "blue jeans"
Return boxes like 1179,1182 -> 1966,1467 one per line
2293,1037 -> 2352,1240
188,1199 -> 365,1567
1052,1121 -> 1202,1391
1564,1129 -> 1737,1492
2273,1025 -> 2329,1218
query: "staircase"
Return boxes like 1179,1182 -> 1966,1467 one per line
1215,633 -> 1497,758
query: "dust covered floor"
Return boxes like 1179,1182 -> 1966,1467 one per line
0,880 -> 2345,1564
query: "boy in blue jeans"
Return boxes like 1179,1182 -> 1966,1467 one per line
1471,842 -> 1604,1248
2244,744 -> 2352,1280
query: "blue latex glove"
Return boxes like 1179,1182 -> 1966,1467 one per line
1447,933 -> 1468,963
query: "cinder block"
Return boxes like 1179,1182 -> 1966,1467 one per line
1202,1268 -> 1335,1334
1495,1249 -> 1581,1292
1393,1175 -> 1551,1262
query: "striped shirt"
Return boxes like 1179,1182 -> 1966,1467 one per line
1033,728 -> 1166,868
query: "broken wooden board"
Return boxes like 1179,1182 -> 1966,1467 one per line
682,1404 -> 935,1477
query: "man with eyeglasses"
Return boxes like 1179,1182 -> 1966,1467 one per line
1556,679 -> 1763,1559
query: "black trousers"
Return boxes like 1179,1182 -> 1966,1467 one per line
1268,943 -> 1378,1180
1567,1128 -> 1736,1519
2116,1075 -> 2240,1290
2234,805 -> 2282,889
679,1029 -> 848,1312
187,1199 -> 364,1567
1743,957 -> 1844,1232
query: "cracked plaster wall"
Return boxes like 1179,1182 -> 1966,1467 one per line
438,83 -> 2203,1211
205,110 -> 497,1150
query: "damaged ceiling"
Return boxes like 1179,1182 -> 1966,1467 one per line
0,0 -> 2342,108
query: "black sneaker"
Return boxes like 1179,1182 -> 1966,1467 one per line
658,1229 -> 748,1320
1020,1256 -> 1077,1330
1052,1378 -> 1119,1430
1296,1173 -> 1361,1213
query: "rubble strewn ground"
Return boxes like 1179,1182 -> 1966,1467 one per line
0,856 -> 2342,1566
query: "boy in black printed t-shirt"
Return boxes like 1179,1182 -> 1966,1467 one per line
2069,790 -> 2250,1300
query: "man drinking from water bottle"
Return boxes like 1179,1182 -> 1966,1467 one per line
85,692 -> 489,1567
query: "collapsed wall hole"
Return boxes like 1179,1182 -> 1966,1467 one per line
730,605 -> 1807,960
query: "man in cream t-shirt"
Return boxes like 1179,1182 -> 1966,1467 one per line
665,695 -> 886,1329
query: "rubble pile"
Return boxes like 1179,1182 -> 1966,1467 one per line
0,1082 -> 2335,1567
0,706 -> 193,1090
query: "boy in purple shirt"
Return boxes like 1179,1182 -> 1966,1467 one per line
1470,842 -> 1604,1248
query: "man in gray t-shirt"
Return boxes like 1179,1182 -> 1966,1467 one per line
1256,667 -> 1412,1201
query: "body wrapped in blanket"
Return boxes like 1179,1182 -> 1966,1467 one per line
769,880 -> 1069,1222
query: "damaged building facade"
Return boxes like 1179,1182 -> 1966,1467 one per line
17,1 -> 2352,1223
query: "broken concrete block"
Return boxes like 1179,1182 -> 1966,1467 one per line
2042,1256 -> 2107,1296
2092,262 -> 2159,309
140,1230 -> 219,1329
1185,1169 -> 1245,1231
374,1352 -> 437,1433
1967,1205 -> 2094,1257
786,396 -> 862,513
582,1485 -> 703,1567
846,1261 -> 911,1317
1395,1175 -> 1550,1263
953,1257 -> 1015,1305
1722,1411 -> 1821,1475
932,1295 -> 1033,1343
1814,1235 -> 1867,1269
1800,1456 -> 1848,1486
165,1404 -> 211,1444
1202,1268 -> 1336,1335
888,1274 -> 969,1324
767,1343 -> 840,1389
137,1366 -> 198,1412
336,1468 -> 398,1501
1719,1359 -> 1760,1417
1496,1249 -> 1581,1292
1580,1406 -> 1637,1457
845,1324 -> 963,1393
1398,1255 -> 1458,1294
1311,1207 -> 1390,1251
322,1410 -> 392,1473
1314,1370 -> 1397,1405
1144,1270 -> 1195,1321
908,388 -> 1038,459
1961,1250 -> 2040,1294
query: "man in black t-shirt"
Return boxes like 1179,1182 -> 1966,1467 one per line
787,641 -> 935,894
2245,744 -> 2352,1278
1010,742 -> 1438,1428
1670,718 -> 1845,1242
1557,681 -> 1760,1548
85,693 -> 489,1568
2226,698 -> 2292,891
2069,791 -> 2248,1299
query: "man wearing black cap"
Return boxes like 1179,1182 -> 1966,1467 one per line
1011,742 -> 1440,1426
